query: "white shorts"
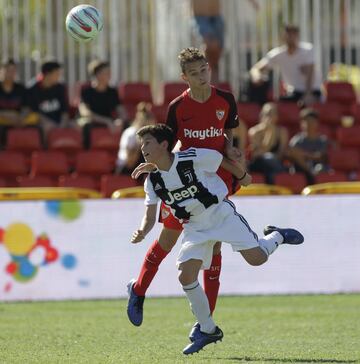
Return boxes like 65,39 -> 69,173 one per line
176,199 -> 259,270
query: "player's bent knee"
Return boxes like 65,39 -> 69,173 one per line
178,271 -> 195,286
158,228 -> 182,252
240,248 -> 268,266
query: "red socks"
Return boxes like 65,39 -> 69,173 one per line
133,240 -> 169,296
203,253 -> 222,314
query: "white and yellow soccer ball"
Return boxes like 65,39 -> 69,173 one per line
65,4 -> 103,42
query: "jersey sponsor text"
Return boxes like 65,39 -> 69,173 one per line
183,127 -> 223,140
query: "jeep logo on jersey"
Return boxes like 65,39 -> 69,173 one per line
184,127 -> 223,140
216,109 -> 225,120
164,185 -> 198,205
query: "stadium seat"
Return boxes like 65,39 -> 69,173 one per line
6,128 -> 43,153
119,82 -> 153,105
273,172 -> 307,194
89,127 -> 121,152
17,175 -> 56,187
336,126 -> 360,148
58,174 -> 98,190
328,148 -> 360,172
250,172 -> 265,184
325,81 -> 357,105
163,82 -> 188,104
30,151 -> 69,178
48,128 -> 83,153
100,174 -> 140,198
0,177 -> 6,187
237,103 -> 261,127
315,171 -> 347,184
0,151 -> 28,186
312,102 -> 342,126
75,150 -> 114,177
152,104 -> 168,123
277,102 -> 300,126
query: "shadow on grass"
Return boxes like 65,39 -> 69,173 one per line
219,357 -> 357,363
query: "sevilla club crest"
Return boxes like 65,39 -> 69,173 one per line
216,109 -> 225,120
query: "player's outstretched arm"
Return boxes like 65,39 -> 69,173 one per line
131,163 -> 159,179
220,157 -> 252,186
131,204 -> 157,244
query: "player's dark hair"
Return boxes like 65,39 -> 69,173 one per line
136,124 -> 175,153
88,59 -> 109,77
178,47 -> 207,73
283,24 -> 300,33
41,60 -> 62,75
300,108 -> 319,121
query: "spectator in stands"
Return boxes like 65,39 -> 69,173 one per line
78,60 -> 126,149
116,102 -> 156,175
0,59 -> 26,147
26,60 -> 71,138
289,108 -> 329,183
248,102 -> 288,184
249,24 -> 322,106
191,0 -> 224,84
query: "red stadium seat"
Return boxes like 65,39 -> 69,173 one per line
328,148 -> 360,172
6,128 -> 42,153
0,177 -> 7,187
312,102 -> 342,126
152,104 -> 168,123
277,102 -> 300,126
119,82 -> 153,105
58,174 -> 98,190
336,126 -> 360,148
90,127 -> 121,152
163,82 -> 188,104
250,173 -> 265,184
315,171 -> 347,184
48,128 -> 83,153
17,175 -> 56,187
0,151 -> 28,186
325,81 -> 357,105
75,150 -> 114,177
273,172 -> 307,194
30,151 -> 69,178
100,174 -> 140,197
237,103 -> 261,127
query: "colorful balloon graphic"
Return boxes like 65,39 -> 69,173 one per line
61,254 -> 77,269
3,223 -> 35,256
45,200 -> 82,221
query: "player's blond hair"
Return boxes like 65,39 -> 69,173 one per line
178,47 -> 206,73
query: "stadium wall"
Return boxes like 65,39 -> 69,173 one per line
0,196 -> 359,301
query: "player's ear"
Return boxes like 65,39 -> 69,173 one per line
181,72 -> 188,82
160,140 -> 169,151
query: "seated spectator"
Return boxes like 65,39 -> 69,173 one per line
116,102 -> 156,175
248,102 -> 288,184
289,108 -> 329,184
249,24 -> 322,106
78,60 -> 126,149
25,60 -> 71,138
0,59 -> 26,147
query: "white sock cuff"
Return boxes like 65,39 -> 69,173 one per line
182,280 -> 200,291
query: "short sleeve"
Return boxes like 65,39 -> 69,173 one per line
144,176 -> 159,205
193,148 -> 223,173
224,92 -> 239,129
165,102 -> 178,135
264,47 -> 281,69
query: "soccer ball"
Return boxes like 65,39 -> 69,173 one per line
65,4 -> 103,42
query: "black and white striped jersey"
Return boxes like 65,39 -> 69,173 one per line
144,148 -> 228,220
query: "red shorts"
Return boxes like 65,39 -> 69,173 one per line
159,167 -> 241,231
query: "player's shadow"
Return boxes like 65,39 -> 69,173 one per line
219,357 -> 357,363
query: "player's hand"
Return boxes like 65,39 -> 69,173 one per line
225,145 -> 242,162
131,163 -> 158,179
131,229 -> 145,243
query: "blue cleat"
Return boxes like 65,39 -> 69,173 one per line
127,279 -> 145,326
189,322 -> 200,342
183,326 -> 223,355
263,225 -> 304,245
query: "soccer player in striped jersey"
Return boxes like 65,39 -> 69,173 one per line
129,124 -> 303,355
126,48 -> 244,337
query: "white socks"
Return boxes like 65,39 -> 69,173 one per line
182,280 -> 216,334
258,231 -> 284,256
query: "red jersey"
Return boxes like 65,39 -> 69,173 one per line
166,85 -> 239,194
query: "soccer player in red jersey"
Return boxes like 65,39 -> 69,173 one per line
127,47 -> 243,337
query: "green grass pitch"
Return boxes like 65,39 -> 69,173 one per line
1,294 -> 359,363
